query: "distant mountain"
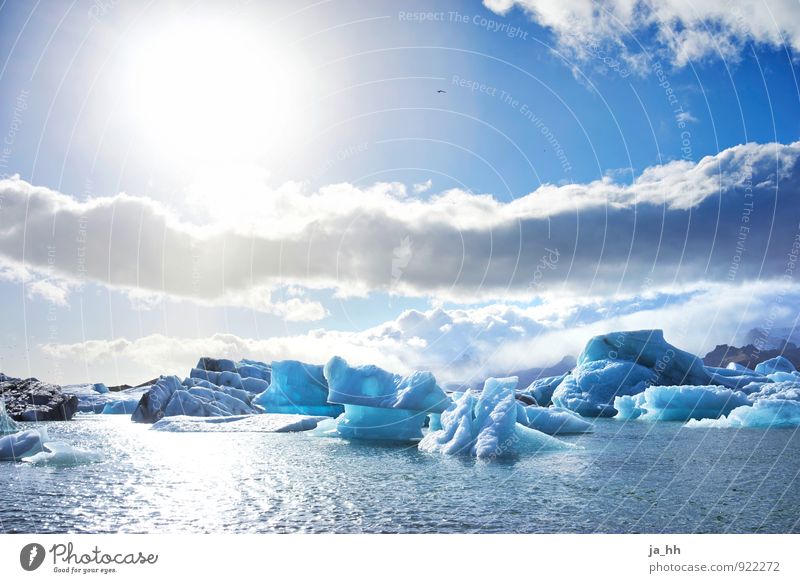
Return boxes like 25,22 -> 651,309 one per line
703,342 -> 800,370
743,327 -> 800,351
443,355 -> 576,392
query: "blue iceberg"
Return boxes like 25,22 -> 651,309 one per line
132,375 -> 257,423
101,399 -> 139,415
419,377 -> 571,459
517,404 -> 593,434
551,330 -> 715,417
0,401 -> 19,435
521,373 -> 568,407
253,360 -> 343,417
552,359 -> 653,417
614,385 -> 751,421
0,427 -> 48,461
323,356 -> 451,441
754,356 -> 796,376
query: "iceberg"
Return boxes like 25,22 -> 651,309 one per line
253,360 -> 343,417
754,356 -> 796,376
0,400 -> 19,435
101,399 -> 139,415
614,385 -> 750,421
193,357 -> 272,388
419,377 -> 571,459
151,414 -> 326,433
521,373 -> 568,407
517,405 -> 593,434
323,356 -> 451,441
551,330 -> 715,417
552,359 -> 653,417
131,375 -> 257,423
22,442 -> 102,466
748,381 -> 800,402
687,399 -> 800,429
579,329 -> 712,385
0,427 -> 48,461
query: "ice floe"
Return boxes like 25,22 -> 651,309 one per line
150,414 -> 326,433
614,385 -> 750,421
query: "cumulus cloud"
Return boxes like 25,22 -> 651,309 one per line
40,281 -> 800,384
484,0 -> 800,67
1,141 -> 799,307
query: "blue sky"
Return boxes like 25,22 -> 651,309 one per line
1,0 -> 799,385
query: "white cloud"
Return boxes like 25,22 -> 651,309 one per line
40,280 -> 800,384
484,0 -> 800,67
1,141 -> 799,306
413,179 -> 433,193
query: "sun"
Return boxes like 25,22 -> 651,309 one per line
123,16 -> 309,166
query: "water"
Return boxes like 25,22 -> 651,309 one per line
2,415 -> 798,533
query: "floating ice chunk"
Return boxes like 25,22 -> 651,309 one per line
334,405 -> 428,441
92,383 -> 109,394
748,381 -> 800,402
517,405 -> 593,434
552,360 -> 652,417
614,385 -> 750,421
579,329 -> 711,386
687,399 -> 800,428
323,357 -> 450,441
0,400 -> 19,435
22,442 -> 102,466
754,356 -> 796,376
727,362 -> 756,373
325,356 -> 450,413
766,371 -> 800,383
151,414 -> 326,433
419,377 -> 570,459
182,378 -> 252,404
101,400 -> 139,415
132,375 -> 256,423
0,427 -> 48,461
521,374 -> 568,407
254,360 -> 343,417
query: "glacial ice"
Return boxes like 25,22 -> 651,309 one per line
551,330 -> 715,417
578,329 -> 711,385
151,414 -> 326,433
132,375 -> 257,423
193,357 -> 272,389
552,359 -> 653,417
322,356 -> 451,441
101,400 -> 139,415
521,373 -> 568,407
614,385 -> 750,421
253,360 -> 343,417
754,356 -> 796,376
0,427 -> 48,461
0,400 -> 19,435
686,399 -> 800,429
22,441 -> 102,466
325,356 -> 450,412
517,405 -> 593,434
419,377 -> 571,458
748,381 -> 800,402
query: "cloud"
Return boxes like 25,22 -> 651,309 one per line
40,281 -> 800,384
484,0 -> 800,67
1,141 -> 799,306
675,111 -> 699,124
413,179 -> 433,193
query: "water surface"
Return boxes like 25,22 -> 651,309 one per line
1,416 -> 798,533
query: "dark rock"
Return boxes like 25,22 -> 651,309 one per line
0,376 -> 79,421
703,343 -> 800,370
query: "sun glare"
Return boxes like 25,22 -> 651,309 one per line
124,18 -> 308,166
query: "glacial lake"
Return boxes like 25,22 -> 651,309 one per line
1,415 -> 798,533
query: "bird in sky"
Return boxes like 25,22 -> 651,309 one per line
437,89 -> 446,93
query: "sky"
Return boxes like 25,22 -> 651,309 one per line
0,0 -> 799,386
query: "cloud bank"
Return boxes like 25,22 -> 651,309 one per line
1,141 -> 799,312
484,0 -> 800,67
40,281 -> 800,384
